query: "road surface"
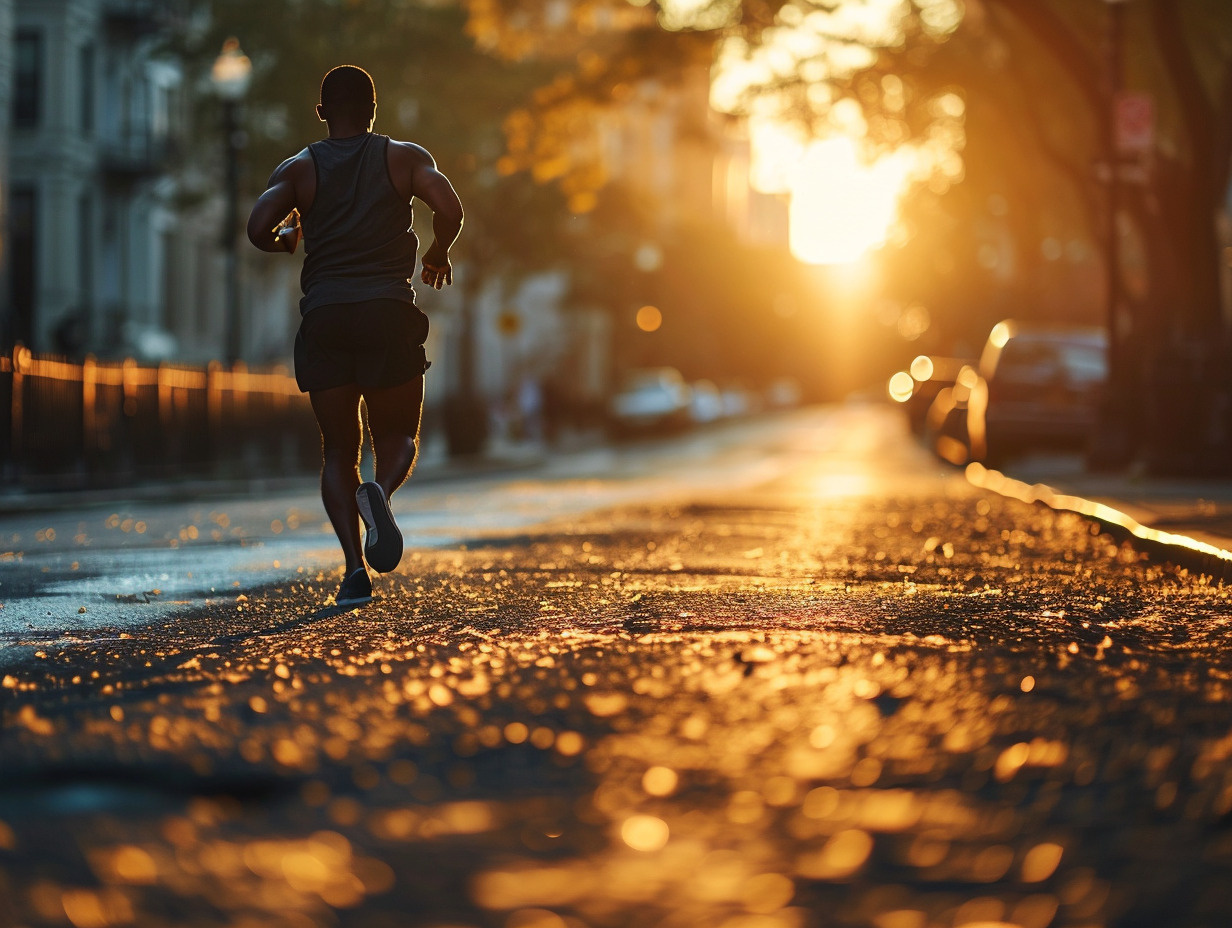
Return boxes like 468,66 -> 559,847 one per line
1,405 -> 1230,928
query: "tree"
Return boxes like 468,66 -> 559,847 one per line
180,1 -> 594,449
468,0 -> 1232,462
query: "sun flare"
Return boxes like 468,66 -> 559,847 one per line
789,137 -> 911,265
750,124 -> 913,266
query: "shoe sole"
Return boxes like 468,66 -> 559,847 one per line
336,593 -> 373,607
356,482 -> 404,573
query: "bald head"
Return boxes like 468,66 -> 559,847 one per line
319,65 -> 376,125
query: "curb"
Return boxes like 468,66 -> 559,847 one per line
965,461 -> 1232,581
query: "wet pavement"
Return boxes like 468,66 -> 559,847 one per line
1,405 -> 1231,928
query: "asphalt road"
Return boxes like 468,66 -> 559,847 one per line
1,405 -> 1230,928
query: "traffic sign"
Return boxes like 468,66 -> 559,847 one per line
1115,92 -> 1154,154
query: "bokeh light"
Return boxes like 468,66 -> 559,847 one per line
888,371 -> 915,403
910,355 -> 935,382
636,305 -> 663,332
620,815 -> 670,852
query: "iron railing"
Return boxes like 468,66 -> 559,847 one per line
0,346 -> 320,491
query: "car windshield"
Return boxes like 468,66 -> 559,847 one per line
623,370 -> 682,391
1055,342 -> 1107,382
997,336 -> 1106,383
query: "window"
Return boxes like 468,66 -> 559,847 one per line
13,30 -> 42,129
80,44 -> 96,134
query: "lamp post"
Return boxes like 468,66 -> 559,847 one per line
1103,0 -> 1130,460
211,38 -> 252,367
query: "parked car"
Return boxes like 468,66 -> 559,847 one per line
608,367 -> 693,435
920,363 -> 982,465
888,354 -> 978,435
719,381 -> 760,418
689,379 -> 724,424
964,320 -> 1107,465
765,377 -> 803,409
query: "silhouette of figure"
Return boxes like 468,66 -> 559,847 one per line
247,65 -> 464,607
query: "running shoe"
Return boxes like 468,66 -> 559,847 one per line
356,481 -> 404,573
335,566 -> 373,607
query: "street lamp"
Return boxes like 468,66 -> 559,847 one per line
211,38 -> 252,367
1099,0 -> 1131,464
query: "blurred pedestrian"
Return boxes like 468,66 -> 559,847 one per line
247,65 -> 464,607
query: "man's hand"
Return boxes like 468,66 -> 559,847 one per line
276,210 -> 301,254
247,158 -> 304,254
421,245 -> 453,289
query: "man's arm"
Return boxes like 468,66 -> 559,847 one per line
390,141 -> 464,289
247,156 -> 304,253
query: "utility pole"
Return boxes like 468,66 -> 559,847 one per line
1094,0 -> 1131,468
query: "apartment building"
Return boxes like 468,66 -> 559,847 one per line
0,0 -> 12,319
1,0 -> 304,365
7,1 -> 170,355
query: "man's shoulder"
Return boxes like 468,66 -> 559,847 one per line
271,147 -> 313,180
386,138 -> 435,166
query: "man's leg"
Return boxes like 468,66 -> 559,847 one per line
363,374 -> 426,498
310,384 -> 365,572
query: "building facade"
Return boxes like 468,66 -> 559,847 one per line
9,1 -> 169,355
0,0 -> 12,323
1,0 -> 301,365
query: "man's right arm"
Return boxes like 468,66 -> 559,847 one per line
247,155 -> 306,253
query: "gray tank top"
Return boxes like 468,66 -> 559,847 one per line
299,133 -> 418,315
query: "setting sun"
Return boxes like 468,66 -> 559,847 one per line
747,121 -> 913,266
788,136 -> 911,265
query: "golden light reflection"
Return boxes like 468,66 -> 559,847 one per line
796,827 -> 874,879
874,911 -> 927,928
506,909 -> 569,928
620,814 -> 670,852
10,464 -> 1210,928
635,305 -> 663,332
642,765 -> 679,796
1021,842 -> 1064,883
106,846 -> 158,885
967,461 -> 1232,571
812,472 -> 874,499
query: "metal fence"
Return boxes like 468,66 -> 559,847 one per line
0,346 -> 321,491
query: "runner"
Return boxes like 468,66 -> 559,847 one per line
247,65 -> 464,606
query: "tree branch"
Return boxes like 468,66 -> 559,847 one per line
990,0 -> 1104,117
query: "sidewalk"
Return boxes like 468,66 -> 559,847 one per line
0,433 -> 552,517
969,452 -> 1232,579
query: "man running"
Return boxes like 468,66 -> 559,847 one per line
247,65 -> 464,607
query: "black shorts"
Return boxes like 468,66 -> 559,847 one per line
294,299 -> 430,393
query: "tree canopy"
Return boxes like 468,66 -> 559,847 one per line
181,0 -> 1232,399
464,0 -> 1232,353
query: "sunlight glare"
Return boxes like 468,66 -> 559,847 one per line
749,118 -> 806,194
788,136 -> 911,265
